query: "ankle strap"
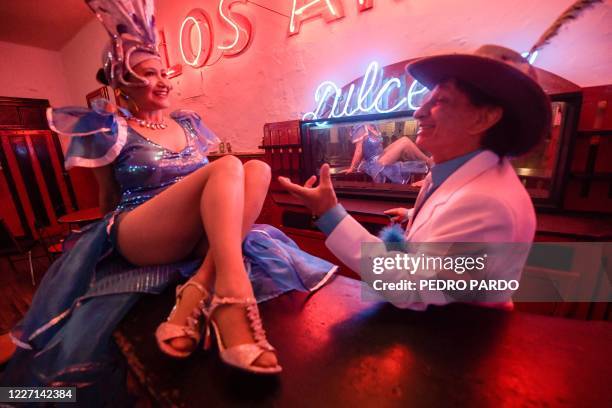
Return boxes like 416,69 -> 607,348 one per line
245,302 -> 272,349
204,296 -> 273,351
177,280 -> 211,299
210,295 -> 256,307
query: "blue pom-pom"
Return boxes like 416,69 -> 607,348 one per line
378,223 -> 406,244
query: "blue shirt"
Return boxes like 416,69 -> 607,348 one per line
315,149 -> 484,236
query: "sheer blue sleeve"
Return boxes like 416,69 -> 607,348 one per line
170,110 -> 220,154
47,99 -> 128,169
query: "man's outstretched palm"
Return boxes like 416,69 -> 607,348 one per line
278,163 -> 338,216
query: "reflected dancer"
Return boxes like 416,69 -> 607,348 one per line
344,124 -> 430,184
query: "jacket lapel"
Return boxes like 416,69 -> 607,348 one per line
406,150 -> 502,240
407,173 -> 432,229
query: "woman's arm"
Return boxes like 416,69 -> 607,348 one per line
343,139 -> 364,173
92,165 -> 121,214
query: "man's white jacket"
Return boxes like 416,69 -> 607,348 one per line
325,150 -> 536,310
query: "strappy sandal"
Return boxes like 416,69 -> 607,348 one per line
202,295 -> 282,374
155,281 -> 210,358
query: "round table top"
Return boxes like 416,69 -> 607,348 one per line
57,207 -> 103,224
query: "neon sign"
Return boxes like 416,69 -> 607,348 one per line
178,1 -> 253,68
303,61 -> 430,120
303,50 -> 540,120
288,0 -> 379,35
217,0 -> 252,56
357,0 -> 374,12
179,11 -> 213,68
289,0 -> 345,36
521,51 -> 539,65
173,0 -> 379,71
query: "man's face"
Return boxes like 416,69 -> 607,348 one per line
414,80 -> 485,162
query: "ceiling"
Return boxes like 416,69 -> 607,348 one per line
0,0 -> 93,50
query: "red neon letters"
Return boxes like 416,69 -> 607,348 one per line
289,0 -> 345,36
179,0 -> 252,67
357,0 -> 374,12
177,1 -> 376,68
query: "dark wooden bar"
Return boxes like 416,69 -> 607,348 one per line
116,276 -> 612,407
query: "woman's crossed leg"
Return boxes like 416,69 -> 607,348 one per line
117,155 -> 277,367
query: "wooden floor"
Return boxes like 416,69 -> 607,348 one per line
0,248 -> 152,406
0,246 -> 48,333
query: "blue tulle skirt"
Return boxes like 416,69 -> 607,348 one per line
359,157 -> 428,184
1,214 -> 336,405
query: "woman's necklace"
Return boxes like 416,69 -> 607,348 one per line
128,116 -> 168,130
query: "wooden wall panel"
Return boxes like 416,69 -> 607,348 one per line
578,85 -> 612,130
68,167 -> 99,210
0,106 -> 20,127
0,134 -> 37,235
0,96 -> 50,130
564,85 -> 612,214
262,121 -> 302,191
0,164 -> 24,235
564,179 -> 612,213
24,132 -> 58,225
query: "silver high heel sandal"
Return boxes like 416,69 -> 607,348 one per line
155,281 -> 211,358
202,295 -> 282,374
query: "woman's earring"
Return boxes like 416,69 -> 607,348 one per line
117,89 -> 139,113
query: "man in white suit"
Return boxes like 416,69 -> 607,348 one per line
279,45 -> 552,310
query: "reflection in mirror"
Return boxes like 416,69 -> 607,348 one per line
306,116 -> 431,192
300,98 -> 573,202
511,101 -> 567,199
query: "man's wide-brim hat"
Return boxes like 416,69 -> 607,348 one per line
407,45 -> 552,156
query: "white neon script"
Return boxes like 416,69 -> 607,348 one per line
303,61 -> 429,120
521,51 -> 539,65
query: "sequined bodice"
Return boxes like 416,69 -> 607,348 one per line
362,134 -> 384,160
114,119 -> 208,211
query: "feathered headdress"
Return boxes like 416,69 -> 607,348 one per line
85,0 -> 161,88
528,0 -> 604,58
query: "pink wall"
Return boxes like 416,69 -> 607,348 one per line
0,41 -> 72,106
60,19 -> 110,107
59,0 -> 612,151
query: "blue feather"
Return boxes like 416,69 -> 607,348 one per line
378,224 -> 406,246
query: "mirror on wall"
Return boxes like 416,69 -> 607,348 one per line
302,113 -> 431,198
300,91 -> 579,205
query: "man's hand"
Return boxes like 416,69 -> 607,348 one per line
384,207 -> 410,223
278,163 -> 338,216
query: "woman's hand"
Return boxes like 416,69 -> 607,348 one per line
384,207 -> 410,223
278,164 -> 338,217
411,179 -> 425,188
339,166 -> 355,174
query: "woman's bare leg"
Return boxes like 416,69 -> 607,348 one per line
378,137 -> 429,166
167,160 -> 271,349
117,157 -> 276,367
118,155 -> 245,265
207,160 -> 276,366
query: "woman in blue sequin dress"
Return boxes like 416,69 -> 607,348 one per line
1,41 -> 335,402
344,124 -> 430,183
